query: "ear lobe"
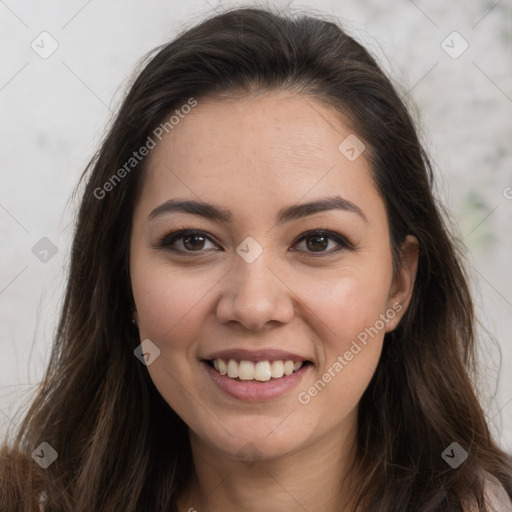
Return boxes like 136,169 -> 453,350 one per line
386,235 -> 419,332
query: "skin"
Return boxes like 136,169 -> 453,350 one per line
130,91 -> 419,512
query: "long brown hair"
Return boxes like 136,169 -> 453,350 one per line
1,6 -> 511,511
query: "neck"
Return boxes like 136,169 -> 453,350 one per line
177,410 -> 359,512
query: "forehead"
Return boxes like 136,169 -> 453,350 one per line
135,92 -> 381,225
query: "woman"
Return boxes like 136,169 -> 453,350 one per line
1,6 -> 511,512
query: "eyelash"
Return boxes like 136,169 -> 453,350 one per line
156,225 -> 356,257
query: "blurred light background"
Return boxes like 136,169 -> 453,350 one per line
1,0 -> 511,451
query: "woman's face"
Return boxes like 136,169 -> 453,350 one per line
130,92 -> 417,462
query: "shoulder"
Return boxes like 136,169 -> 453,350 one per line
0,444 -> 46,511
484,474 -> 512,512
462,473 -> 512,512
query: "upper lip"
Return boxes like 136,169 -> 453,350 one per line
201,348 -> 312,363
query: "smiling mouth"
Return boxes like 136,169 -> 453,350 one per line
203,358 -> 313,382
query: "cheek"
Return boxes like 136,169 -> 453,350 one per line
294,280 -> 386,423
295,265 -> 392,351
130,260 -> 215,426
131,260 -> 215,344
291,264 -> 391,413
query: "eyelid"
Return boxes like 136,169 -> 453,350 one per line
155,224 -> 356,255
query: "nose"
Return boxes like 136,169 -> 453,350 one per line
215,252 -> 295,331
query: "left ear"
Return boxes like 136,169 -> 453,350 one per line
385,234 -> 419,332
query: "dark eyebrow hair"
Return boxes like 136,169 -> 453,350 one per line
147,195 -> 368,225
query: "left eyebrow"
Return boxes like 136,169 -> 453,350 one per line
275,195 -> 368,225
147,194 -> 368,225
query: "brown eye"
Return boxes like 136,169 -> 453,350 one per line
158,230 -> 218,253
182,233 -> 207,251
292,229 -> 354,256
305,234 -> 329,252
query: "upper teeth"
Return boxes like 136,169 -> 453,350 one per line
212,359 -> 303,381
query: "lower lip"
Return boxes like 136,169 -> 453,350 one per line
201,361 -> 311,401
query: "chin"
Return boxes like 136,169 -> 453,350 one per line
195,418 -> 307,462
